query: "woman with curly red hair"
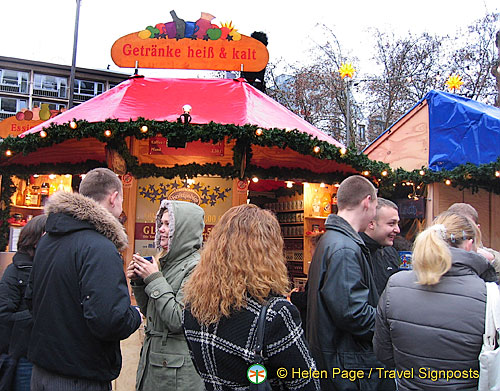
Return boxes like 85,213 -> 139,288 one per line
183,204 -> 320,390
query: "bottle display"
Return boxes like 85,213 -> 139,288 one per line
23,185 -> 33,206
321,192 -> 332,217
31,185 -> 41,207
15,182 -> 24,206
40,182 -> 50,206
312,191 -> 321,216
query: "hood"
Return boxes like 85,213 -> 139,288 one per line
12,252 -> 33,268
44,191 -> 128,251
448,247 -> 497,282
155,200 -> 204,264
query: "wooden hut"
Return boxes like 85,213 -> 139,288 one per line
364,90 -> 500,249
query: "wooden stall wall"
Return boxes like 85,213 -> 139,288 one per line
428,183 -> 498,248
364,101 -> 429,171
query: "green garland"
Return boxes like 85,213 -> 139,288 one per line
0,118 -> 499,250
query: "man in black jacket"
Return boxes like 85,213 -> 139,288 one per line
306,175 -> 394,391
360,198 -> 401,296
27,168 -> 141,391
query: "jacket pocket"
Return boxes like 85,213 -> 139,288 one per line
147,352 -> 185,389
340,351 -> 382,370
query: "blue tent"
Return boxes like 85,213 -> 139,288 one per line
366,90 -> 500,171
426,90 -> 500,171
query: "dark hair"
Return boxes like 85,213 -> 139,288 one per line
377,198 -> 398,212
79,168 -> 122,202
17,214 -> 47,257
336,175 -> 377,210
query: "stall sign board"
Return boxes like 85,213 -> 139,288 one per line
111,11 -> 269,72
149,136 -> 224,156
396,198 -> 425,219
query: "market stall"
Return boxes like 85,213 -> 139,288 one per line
364,89 -> 500,248
0,75 -> 393,280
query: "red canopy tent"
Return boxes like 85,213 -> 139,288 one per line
24,77 -> 340,144
9,77 -> 353,176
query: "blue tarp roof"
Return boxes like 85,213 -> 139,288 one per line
365,90 -> 500,171
427,90 -> 500,171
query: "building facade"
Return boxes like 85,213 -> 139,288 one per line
0,56 -> 130,120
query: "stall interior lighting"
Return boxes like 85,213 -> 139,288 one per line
286,181 -> 293,188
251,176 -> 259,183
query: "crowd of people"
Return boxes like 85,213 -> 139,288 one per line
0,168 -> 499,391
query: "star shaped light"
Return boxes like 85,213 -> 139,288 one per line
445,74 -> 463,92
339,63 -> 355,79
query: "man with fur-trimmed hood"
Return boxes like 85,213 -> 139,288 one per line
27,168 -> 141,391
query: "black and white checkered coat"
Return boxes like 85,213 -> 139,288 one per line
183,295 -> 321,390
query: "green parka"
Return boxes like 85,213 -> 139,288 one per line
132,200 -> 204,391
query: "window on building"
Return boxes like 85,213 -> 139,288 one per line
34,74 -> 68,98
0,69 -> 29,93
358,124 -> 366,140
0,97 -> 27,114
33,101 -> 66,111
74,79 -> 104,96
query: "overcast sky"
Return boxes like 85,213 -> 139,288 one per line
2,0 -> 499,78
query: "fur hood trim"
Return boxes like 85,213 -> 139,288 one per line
45,191 -> 128,251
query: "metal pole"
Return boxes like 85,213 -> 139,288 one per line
346,79 -> 350,146
68,0 -> 81,109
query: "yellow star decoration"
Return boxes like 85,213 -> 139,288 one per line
339,63 -> 356,79
445,74 -> 463,92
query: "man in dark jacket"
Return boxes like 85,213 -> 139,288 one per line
27,168 -> 141,391
306,175 -> 394,391
360,198 -> 401,296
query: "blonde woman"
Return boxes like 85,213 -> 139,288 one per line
183,204 -> 320,391
127,200 -> 204,391
373,211 -> 498,391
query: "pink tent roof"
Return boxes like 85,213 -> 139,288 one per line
23,77 -> 343,147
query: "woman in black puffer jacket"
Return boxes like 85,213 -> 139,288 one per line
373,211 -> 498,391
0,214 -> 47,391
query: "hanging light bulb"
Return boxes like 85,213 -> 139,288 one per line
445,179 -> 452,186
340,147 -> 347,155
320,182 -> 326,188
140,125 -> 148,133
251,176 -> 259,183
495,171 -> 500,177
313,146 -> 321,153
286,181 -> 293,188
255,128 -> 263,136
69,121 -> 77,129
40,130 -> 47,138
5,149 -> 12,157
362,171 -> 370,176
381,170 -> 388,177
419,170 -> 425,176
104,130 -> 112,137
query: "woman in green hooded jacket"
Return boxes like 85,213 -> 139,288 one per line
127,200 -> 204,391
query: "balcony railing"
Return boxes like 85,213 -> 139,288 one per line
32,87 -> 67,99
0,112 -> 15,120
0,83 -> 28,94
